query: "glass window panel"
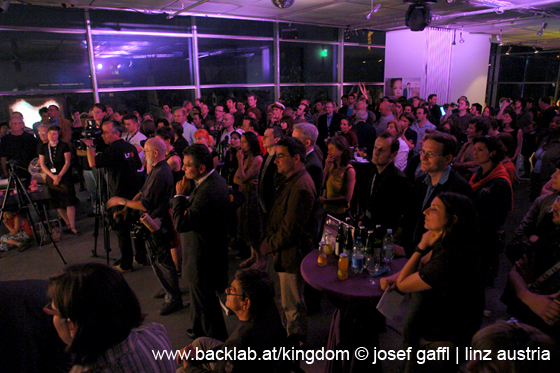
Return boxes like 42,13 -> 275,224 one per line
98,89 -> 195,118
545,55 -> 560,82
495,84 -> 522,102
279,86 -> 337,109
498,55 -> 526,82
279,24 -> 337,42
198,39 -> 273,85
280,42 -> 337,83
525,54 -> 553,82
345,30 -> 385,45
196,17 -> 272,37
343,84 -> 384,102
200,87 -> 274,111
0,31 -> 90,92
92,35 -> 193,88
90,9 -> 191,32
522,84 -> 556,100
0,4 -> 85,29
344,46 -> 384,83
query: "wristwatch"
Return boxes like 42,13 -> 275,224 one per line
120,199 -> 126,206
414,246 -> 429,257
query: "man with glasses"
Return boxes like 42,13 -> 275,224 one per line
177,269 -> 286,373
398,132 -> 472,257
0,114 -> 37,180
261,137 -> 316,346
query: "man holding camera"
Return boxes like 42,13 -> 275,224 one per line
106,137 -> 183,316
83,120 -> 143,272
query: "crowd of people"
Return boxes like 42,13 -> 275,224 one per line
2,90 -> 560,372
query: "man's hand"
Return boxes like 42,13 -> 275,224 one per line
176,175 -> 192,196
82,139 -> 94,147
524,291 -> 560,326
107,196 -> 125,209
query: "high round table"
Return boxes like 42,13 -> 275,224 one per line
301,250 -> 406,373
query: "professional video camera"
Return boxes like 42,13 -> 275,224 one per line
74,120 -> 103,151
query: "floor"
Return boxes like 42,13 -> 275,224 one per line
0,179 -> 532,372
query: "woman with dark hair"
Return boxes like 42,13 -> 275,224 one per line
399,112 -> 417,151
279,115 -> 294,137
482,106 -> 495,118
141,120 -> 156,138
500,108 -> 523,162
39,126 -> 79,235
471,136 -> 513,281
320,136 -> 356,220
381,192 -> 485,373
44,263 -> 175,372
222,130 -> 242,187
170,122 -> 188,156
234,132 -> 264,269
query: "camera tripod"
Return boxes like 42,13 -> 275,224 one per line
0,162 -> 66,264
91,167 -> 112,265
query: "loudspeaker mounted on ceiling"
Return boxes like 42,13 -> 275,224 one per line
272,0 -> 295,9
404,0 -> 436,32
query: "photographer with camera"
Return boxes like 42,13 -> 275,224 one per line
106,137 -> 183,316
82,120 -> 144,272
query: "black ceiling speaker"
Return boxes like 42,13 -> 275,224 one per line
405,1 -> 434,32
0,0 -> 10,14
272,0 -> 295,9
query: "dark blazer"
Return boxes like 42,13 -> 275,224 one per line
304,149 -> 324,197
359,162 -> 411,233
261,169 -> 316,273
258,152 -> 283,215
170,171 -> 230,290
317,112 -> 343,154
355,121 -> 377,157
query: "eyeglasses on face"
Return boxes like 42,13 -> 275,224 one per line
419,149 -> 442,159
225,286 -> 244,297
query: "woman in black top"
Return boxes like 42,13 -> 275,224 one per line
39,126 -> 78,234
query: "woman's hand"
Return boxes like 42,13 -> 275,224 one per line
236,149 -> 244,164
380,273 -> 399,291
418,230 -> 443,250
318,196 -> 327,204
52,175 -> 61,185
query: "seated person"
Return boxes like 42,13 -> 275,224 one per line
44,263 -> 175,372
0,209 -> 32,253
506,161 -> 560,263
503,195 -> 560,342
467,320 -> 559,373
177,269 -> 286,373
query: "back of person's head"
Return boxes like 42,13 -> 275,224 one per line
47,263 -> 143,364
184,143 -> 214,171
276,137 -> 306,163
141,120 -> 156,137
156,126 -> 175,142
494,132 -> 515,159
235,269 -> 275,315
355,109 -> 368,121
155,118 -> 170,127
437,191 -> 477,245
293,122 -> 319,145
468,320 -> 560,373
171,121 -> 183,137
540,96 -> 552,106
481,116 -> 499,132
424,131 -> 458,157
326,135 -> 352,166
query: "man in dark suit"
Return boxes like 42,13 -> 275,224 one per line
292,122 -> 323,197
258,126 -> 284,220
171,144 -> 230,341
317,100 -> 343,156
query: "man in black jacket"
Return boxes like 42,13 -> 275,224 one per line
398,132 -> 472,257
317,101 -> 343,156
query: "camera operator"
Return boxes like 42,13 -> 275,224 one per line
82,120 -> 144,272
106,137 -> 183,316
75,118 -> 106,211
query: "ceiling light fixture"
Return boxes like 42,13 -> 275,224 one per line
533,45 -> 539,53
452,29 -> 456,45
459,26 -> 465,43
537,19 -> 548,36
445,0 -> 454,4
497,30 -> 503,46
505,45 -> 512,55
365,2 -> 381,19
404,0 -> 436,32
271,0 -> 295,9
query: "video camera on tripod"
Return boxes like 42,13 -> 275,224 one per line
74,120 -> 103,151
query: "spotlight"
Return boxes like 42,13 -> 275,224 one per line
404,1 -> 435,32
497,30 -> 503,46
271,0 -> 295,9
505,45 -> 512,55
445,0 -> 454,3
452,29 -> 456,46
96,63 -> 103,70
533,46 -> 539,53
0,0 -> 10,13
537,20 -> 548,36
459,26 -> 465,43
495,7 -> 504,14
365,2 -> 381,19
